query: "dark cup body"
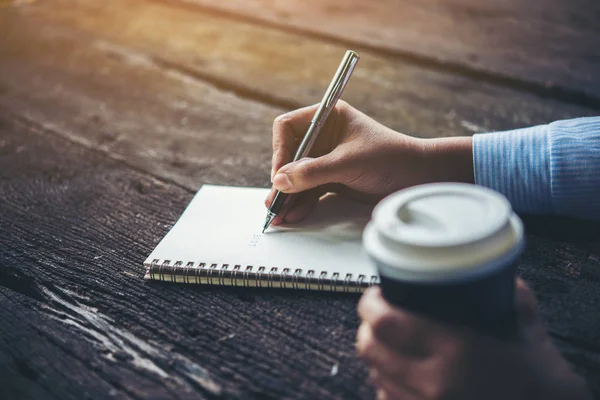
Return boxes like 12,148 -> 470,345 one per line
378,260 -> 518,338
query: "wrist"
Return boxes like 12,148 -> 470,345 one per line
417,136 -> 474,184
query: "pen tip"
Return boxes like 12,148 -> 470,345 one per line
262,213 -> 275,234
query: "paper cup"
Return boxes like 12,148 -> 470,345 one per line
363,183 -> 524,337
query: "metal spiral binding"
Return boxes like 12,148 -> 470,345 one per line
145,259 -> 379,292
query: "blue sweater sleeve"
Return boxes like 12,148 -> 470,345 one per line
473,116 -> 600,221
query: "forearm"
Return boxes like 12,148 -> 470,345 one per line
473,117 -> 600,221
473,124 -> 553,214
417,116 -> 600,221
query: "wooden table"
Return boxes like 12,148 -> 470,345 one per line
1,0 -> 599,398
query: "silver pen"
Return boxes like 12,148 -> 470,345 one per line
262,50 -> 360,233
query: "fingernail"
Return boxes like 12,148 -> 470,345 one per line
273,173 -> 292,191
368,368 -> 379,384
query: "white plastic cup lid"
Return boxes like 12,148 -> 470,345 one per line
363,183 -> 524,281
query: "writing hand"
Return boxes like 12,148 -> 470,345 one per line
265,101 -> 473,225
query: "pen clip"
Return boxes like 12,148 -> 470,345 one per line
325,74 -> 345,109
324,51 -> 359,109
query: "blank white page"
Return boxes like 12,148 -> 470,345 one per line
144,185 -> 376,277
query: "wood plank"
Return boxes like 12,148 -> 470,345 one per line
1,114 -> 599,398
0,2 -> 599,398
0,8 -> 282,191
179,0 -> 600,102
0,114 -> 374,399
8,0 -> 596,147
518,216 -> 600,395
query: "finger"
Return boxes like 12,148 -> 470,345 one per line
272,195 -> 297,226
271,212 -> 287,226
263,188 -> 292,226
515,277 -> 540,327
357,287 -> 430,356
263,188 -> 323,226
264,183 -> 347,211
370,369 -> 420,400
368,367 -> 378,385
375,388 -> 388,400
264,187 -> 278,209
273,153 -> 356,194
271,104 -> 320,180
282,189 -> 323,224
356,323 -> 409,377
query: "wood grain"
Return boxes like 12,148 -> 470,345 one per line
179,0 -> 600,102
1,114 -> 599,399
1,1 -> 600,398
10,0 -> 596,145
0,115 -> 373,399
0,9 -> 282,191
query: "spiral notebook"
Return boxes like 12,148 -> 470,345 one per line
144,185 -> 379,292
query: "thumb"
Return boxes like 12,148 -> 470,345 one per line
515,278 -> 541,328
272,154 -> 349,193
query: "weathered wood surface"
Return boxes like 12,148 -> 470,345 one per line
0,0 -> 599,398
0,8 -> 284,190
182,0 -> 600,104
12,0 -> 597,143
0,116 -> 371,399
1,114 -> 599,399
520,217 -> 600,395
